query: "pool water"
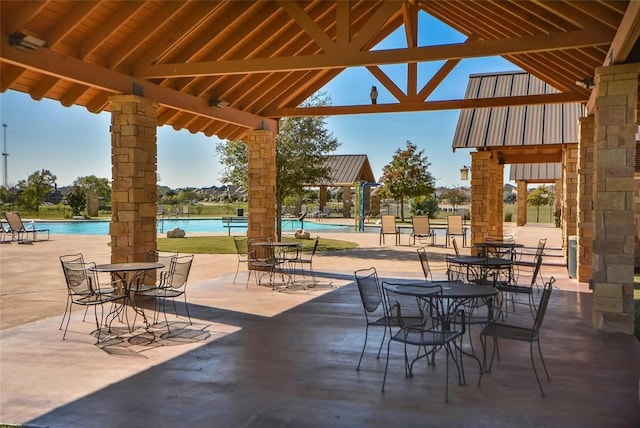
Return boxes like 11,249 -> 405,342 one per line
28,218 -> 350,235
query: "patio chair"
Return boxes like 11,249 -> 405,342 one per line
445,215 -> 466,248
233,236 -> 249,284
379,215 -> 400,245
144,249 -> 178,289
417,247 -> 433,282
247,240 -> 282,289
59,256 -> 127,343
410,216 -> 435,246
3,211 -> 50,242
288,236 -> 319,287
136,254 -> 194,330
515,238 -> 547,286
353,267 -> 423,371
381,281 -> 466,402
478,277 -> 555,397
497,254 -> 544,318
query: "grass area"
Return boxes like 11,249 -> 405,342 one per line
157,235 -> 358,255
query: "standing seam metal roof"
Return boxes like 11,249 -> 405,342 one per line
452,72 -> 584,150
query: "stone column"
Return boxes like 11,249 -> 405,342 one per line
319,186 -> 327,209
562,144 -> 579,252
577,115 -> 595,283
108,95 -> 158,263
470,151 -> 503,255
245,129 -> 276,242
342,186 -> 352,217
592,63 -> 639,334
516,180 -> 527,226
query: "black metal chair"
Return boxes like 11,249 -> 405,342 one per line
478,277 -> 554,397
353,267 -> 423,371
497,253 -> 544,318
381,282 -> 466,402
288,236 -> 319,286
59,256 -> 127,343
233,236 -> 249,284
136,254 -> 194,331
417,247 -> 433,282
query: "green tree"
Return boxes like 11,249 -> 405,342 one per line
528,185 -> 553,223
274,93 -> 339,238
16,169 -> 57,212
411,195 -> 439,218
216,92 -> 339,240
379,141 -> 435,222
216,140 -> 249,189
73,175 -> 111,209
439,188 -> 469,212
65,185 -> 86,216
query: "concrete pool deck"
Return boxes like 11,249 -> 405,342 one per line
1,220 -> 639,426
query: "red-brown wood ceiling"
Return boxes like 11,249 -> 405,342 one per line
0,1 -> 635,141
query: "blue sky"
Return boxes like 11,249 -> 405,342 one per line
0,13 -> 519,189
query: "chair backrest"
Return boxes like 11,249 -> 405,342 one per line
3,211 -> 25,232
447,215 -> 463,234
417,247 -> 432,281
535,238 -> 547,257
167,254 -> 194,290
234,236 -> 249,258
451,236 -> 460,257
412,216 -> 430,234
182,205 -> 189,215
146,250 -> 178,285
60,255 -> 93,295
530,253 -> 544,287
381,215 -> 397,233
310,236 -> 320,257
354,267 -> 383,313
322,206 -> 331,216
534,277 -> 554,330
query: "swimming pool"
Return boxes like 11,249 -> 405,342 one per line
28,218 -> 351,235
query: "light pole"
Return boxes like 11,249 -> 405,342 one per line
2,124 -> 8,188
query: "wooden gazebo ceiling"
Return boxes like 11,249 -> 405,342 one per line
1,1 -> 638,141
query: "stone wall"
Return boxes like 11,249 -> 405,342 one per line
245,130 -> 276,242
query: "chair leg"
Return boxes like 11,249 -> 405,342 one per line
381,338 -> 392,392
233,261 -> 240,283
530,340 -> 545,397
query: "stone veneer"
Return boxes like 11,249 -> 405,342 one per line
470,151 -> 503,255
577,115 -> 595,283
592,63 -> 639,334
245,130 -> 276,242
108,95 -> 158,264
516,180 -> 527,226
562,144 -> 578,253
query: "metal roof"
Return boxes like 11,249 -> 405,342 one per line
509,163 -> 562,182
320,155 -> 376,187
452,72 -> 584,150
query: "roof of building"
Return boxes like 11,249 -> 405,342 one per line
319,155 -> 376,187
452,72 -> 584,151
509,163 -> 562,183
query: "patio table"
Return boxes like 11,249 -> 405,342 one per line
92,262 -> 164,331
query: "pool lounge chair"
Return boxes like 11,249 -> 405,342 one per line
2,211 -> 50,242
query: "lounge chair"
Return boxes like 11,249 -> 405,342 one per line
379,215 -> 399,245
2,211 -> 50,242
410,216 -> 435,245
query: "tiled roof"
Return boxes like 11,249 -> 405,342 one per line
452,72 -> 584,149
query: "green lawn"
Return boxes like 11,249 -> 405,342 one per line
157,235 -> 358,254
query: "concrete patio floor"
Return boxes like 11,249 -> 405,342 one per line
0,222 -> 639,427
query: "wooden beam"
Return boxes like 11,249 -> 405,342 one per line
278,0 -> 337,53
586,1 -> 640,113
265,92 -> 587,117
0,32 -> 276,132
135,29 -> 613,78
